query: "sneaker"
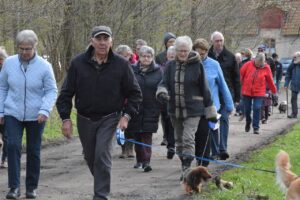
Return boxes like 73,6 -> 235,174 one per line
245,121 -> 251,132
253,129 -> 260,134
167,148 -> 175,159
0,161 -> 7,168
143,163 -> 152,172
133,162 -> 142,169
160,138 -> 167,146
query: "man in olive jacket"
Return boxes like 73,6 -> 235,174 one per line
56,26 -> 142,200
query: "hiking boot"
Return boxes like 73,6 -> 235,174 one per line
0,161 -> 7,168
262,119 -> 268,124
143,163 -> 152,172
253,129 -> 260,134
288,114 -> 297,119
219,151 -> 229,160
245,121 -> 251,132
180,157 -> 193,181
167,148 -> 175,159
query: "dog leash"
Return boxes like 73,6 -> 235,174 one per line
119,137 -> 276,174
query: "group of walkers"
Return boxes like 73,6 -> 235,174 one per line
0,25 -> 299,200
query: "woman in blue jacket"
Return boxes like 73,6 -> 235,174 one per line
193,38 -> 234,163
0,30 -> 57,199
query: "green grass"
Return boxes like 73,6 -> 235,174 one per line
22,108 -> 78,144
196,124 -> 300,200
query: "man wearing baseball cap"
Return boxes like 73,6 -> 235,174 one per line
56,25 -> 142,200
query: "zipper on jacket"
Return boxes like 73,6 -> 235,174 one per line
20,63 -> 27,121
250,69 -> 259,95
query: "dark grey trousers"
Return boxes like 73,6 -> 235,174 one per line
291,91 -> 299,116
77,113 -> 120,200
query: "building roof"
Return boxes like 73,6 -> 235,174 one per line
281,1 -> 300,35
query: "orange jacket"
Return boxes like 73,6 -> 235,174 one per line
240,60 -> 276,97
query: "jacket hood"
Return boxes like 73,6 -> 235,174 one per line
186,51 -> 201,64
163,32 -> 176,48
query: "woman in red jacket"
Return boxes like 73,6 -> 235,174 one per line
240,53 -> 277,134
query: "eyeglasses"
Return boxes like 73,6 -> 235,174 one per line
176,49 -> 190,53
19,47 -> 34,52
140,55 -> 152,59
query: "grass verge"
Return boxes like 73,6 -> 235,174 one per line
196,123 -> 300,200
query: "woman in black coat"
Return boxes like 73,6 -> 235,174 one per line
126,45 -> 162,172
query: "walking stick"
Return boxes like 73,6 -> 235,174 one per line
286,88 -> 289,117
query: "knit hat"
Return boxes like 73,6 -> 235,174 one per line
163,32 -> 176,47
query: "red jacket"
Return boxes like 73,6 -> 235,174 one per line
240,60 -> 276,97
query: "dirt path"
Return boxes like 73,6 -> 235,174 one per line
0,92 -> 299,200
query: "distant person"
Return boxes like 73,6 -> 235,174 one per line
240,53 -> 277,134
133,39 -> 147,62
155,32 -> 176,147
0,30 -> 57,199
56,26 -> 142,200
208,31 -> 240,160
272,53 -> 283,92
127,46 -> 162,172
157,36 -> 217,179
115,44 -> 136,65
241,48 -> 253,65
193,38 -> 234,161
160,45 -> 176,159
257,44 -> 276,78
0,46 -> 8,169
155,32 -> 176,66
235,52 -> 242,68
284,51 -> 300,119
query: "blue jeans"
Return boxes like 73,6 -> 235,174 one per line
5,116 -> 45,190
243,96 -> 263,130
219,107 -> 229,152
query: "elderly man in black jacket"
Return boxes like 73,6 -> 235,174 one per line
208,31 -> 240,160
56,26 -> 142,200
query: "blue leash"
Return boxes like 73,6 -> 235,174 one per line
122,138 -> 276,174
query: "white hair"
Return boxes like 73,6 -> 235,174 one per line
175,36 -> 193,52
115,45 -> 133,55
255,52 -> 266,62
210,31 -> 224,42
138,45 -> 155,57
167,46 -> 176,54
16,30 -> 38,47
293,51 -> 300,57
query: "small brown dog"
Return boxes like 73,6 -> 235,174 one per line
182,166 -> 212,194
276,150 -> 300,200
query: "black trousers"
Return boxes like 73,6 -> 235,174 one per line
195,117 -> 210,167
161,108 -> 175,149
77,113 -> 120,200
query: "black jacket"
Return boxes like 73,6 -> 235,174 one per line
157,51 -> 217,119
56,46 -> 142,121
208,46 -> 240,102
126,62 -> 162,134
275,60 -> 283,81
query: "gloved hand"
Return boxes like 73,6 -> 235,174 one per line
272,93 -> 279,107
157,93 -> 170,104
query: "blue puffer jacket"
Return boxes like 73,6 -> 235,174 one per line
284,62 -> 300,92
202,56 -> 234,112
0,54 -> 57,121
